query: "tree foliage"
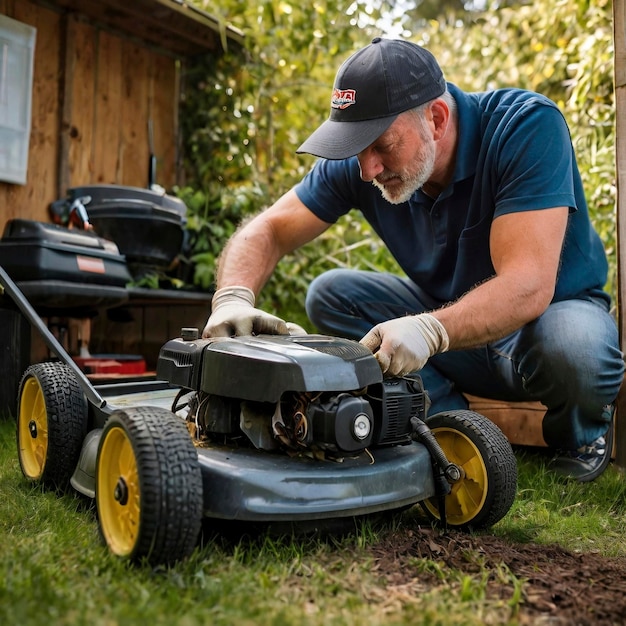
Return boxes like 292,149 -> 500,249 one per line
182,0 -> 405,192
177,0 -> 617,327
420,0 -> 617,298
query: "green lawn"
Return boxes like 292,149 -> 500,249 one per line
1,416 -> 625,626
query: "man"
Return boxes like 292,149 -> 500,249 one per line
203,37 -> 624,482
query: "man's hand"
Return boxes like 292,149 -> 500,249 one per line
285,322 -> 308,335
360,313 -> 449,376
202,286 -> 289,338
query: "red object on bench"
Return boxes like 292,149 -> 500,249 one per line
74,355 -> 146,375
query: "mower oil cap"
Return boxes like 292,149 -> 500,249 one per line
297,37 -> 446,160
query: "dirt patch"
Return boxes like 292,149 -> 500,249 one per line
368,525 -> 626,625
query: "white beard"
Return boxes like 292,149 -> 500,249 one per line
372,125 -> 437,204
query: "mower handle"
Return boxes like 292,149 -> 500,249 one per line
0,264 -> 107,409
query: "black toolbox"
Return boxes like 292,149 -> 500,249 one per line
0,219 -> 131,286
0,219 -> 131,314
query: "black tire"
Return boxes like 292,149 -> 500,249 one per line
422,409 -> 517,530
96,406 -> 203,566
16,362 -> 88,491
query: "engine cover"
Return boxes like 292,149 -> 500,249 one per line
157,334 -> 383,401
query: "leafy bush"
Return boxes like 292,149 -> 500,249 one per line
173,182 -> 268,292
178,0 -> 617,324
420,0 -> 617,298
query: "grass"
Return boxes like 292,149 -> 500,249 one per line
1,416 -> 626,626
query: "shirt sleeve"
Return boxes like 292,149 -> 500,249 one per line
294,157 -> 363,223
489,98 -> 578,217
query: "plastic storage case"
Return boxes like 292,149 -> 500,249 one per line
0,219 -> 131,286
65,185 -> 187,271
0,219 -> 131,314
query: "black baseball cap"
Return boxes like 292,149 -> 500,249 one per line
297,37 -> 446,160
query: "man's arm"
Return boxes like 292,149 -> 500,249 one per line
216,188 -> 331,293
203,188 -> 331,337
361,206 -> 569,374
432,206 -> 568,348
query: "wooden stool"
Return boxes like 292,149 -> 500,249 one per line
467,386 -> 625,462
464,394 -> 547,447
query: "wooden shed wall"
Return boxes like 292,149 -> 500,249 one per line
0,0 -> 179,226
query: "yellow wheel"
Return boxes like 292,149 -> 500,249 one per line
17,363 -> 87,490
96,406 -> 203,565
97,424 -> 140,557
422,410 -> 517,530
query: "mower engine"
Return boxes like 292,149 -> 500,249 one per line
157,333 -> 428,457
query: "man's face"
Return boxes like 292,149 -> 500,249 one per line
357,111 -> 436,204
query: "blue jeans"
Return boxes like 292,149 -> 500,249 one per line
305,269 -> 625,450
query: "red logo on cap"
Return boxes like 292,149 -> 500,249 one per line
331,88 -> 356,109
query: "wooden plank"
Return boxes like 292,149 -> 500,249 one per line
465,393 -> 624,461
7,0 -> 39,222
89,300 -> 210,369
614,0 -> 626,467
92,29 -> 122,184
57,10 -> 73,196
32,0 -> 241,57
151,53 -> 178,189
89,308 -> 143,358
63,15 -> 96,191
464,394 -> 547,447
15,0 -> 61,220
119,40 -> 150,187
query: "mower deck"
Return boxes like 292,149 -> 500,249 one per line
195,441 -> 435,522
92,381 -> 436,522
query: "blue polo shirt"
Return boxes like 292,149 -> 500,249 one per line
295,83 -> 610,306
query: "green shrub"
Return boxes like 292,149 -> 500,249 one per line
178,0 -> 617,323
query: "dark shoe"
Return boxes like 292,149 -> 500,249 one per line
549,405 -> 614,483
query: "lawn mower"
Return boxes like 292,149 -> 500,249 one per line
4,265 -> 518,567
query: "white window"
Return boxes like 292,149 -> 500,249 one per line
0,14 -> 36,185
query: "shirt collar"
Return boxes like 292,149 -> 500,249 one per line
446,82 -> 481,185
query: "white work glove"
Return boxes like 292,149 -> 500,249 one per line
359,313 -> 449,376
202,286 -> 290,338
285,322 -> 309,335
